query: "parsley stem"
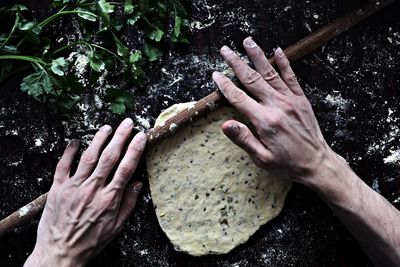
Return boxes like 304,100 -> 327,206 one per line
52,41 -> 93,55
92,44 -> 123,62
0,14 -> 20,50
0,55 -> 46,65
38,10 -> 97,28
52,41 -> 121,62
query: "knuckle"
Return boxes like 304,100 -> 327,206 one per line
101,150 -> 118,165
115,128 -> 131,138
281,99 -> 295,113
230,57 -> 242,69
101,195 -> 118,210
285,72 -> 298,84
220,80 -> 233,90
267,113 -> 283,128
256,48 -> 265,58
119,163 -> 136,177
230,89 -> 247,105
243,70 -> 262,85
55,162 -> 68,173
130,142 -> 144,153
81,151 -> 97,165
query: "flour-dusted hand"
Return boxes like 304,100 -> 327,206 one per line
24,118 -> 147,267
213,37 -> 338,186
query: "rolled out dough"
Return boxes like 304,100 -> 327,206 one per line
146,103 -> 292,256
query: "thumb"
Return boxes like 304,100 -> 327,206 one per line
222,120 -> 272,162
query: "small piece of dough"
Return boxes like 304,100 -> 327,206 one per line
147,103 -> 292,256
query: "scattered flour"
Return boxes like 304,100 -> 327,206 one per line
135,115 -> 151,129
34,138 -> 43,147
325,92 -> 350,110
190,0 -> 219,31
18,205 -> 31,217
383,150 -> 400,164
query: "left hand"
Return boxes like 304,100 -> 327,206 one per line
25,118 -> 147,267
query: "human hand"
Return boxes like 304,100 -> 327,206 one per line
213,37 -> 338,186
24,118 -> 147,267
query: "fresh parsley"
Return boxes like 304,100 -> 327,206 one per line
0,0 -> 190,116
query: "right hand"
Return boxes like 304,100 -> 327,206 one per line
213,37 -> 338,186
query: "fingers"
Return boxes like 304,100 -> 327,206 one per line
213,71 -> 261,124
54,140 -> 80,184
86,118 -> 134,187
107,132 -> 147,190
274,48 -> 304,95
222,120 -> 273,164
114,182 -> 143,230
73,125 -> 113,182
220,45 -> 275,101
243,37 -> 291,95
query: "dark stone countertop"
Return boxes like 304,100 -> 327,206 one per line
0,0 -> 399,266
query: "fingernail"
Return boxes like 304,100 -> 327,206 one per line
136,132 -> 147,149
221,46 -> 233,54
212,71 -> 221,80
68,139 -> 79,147
230,122 -> 242,133
122,118 -> 133,128
224,121 -> 241,137
132,182 -> 143,194
275,47 -> 284,57
245,37 -> 257,48
101,125 -> 112,133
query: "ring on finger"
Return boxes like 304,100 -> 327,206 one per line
263,69 -> 279,81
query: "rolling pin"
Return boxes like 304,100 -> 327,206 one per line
0,0 -> 395,238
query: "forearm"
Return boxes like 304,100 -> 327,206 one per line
24,243 -> 84,267
310,151 -> 400,267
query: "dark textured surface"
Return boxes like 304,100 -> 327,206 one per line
1,0 -> 400,266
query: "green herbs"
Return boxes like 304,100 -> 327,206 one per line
0,0 -> 190,116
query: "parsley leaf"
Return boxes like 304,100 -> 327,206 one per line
75,7 -> 97,22
113,34 -> 129,57
98,0 -> 114,14
129,50 -> 141,64
88,51 -> 105,72
127,13 -> 141,26
51,57 -> 67,76
105,88 -> 134,114
10,4 -> 28,12
144,42 -> 162,61
124,0 -> 135,14
173,16 -> 182,37
149,28 -> 164,42
20,68 -> 54,102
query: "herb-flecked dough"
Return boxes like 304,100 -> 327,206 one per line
147,103 -> 292,256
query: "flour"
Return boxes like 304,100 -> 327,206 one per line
18,205 -> 31,217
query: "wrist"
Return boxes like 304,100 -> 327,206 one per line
25,244 -> 84,267
305,148 -> 360,205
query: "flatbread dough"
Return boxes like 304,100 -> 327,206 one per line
146,103 -> 292,256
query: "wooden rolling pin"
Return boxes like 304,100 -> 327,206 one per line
0,0 -> 395,238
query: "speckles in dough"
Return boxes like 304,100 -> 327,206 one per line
147,103 -> 292,256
